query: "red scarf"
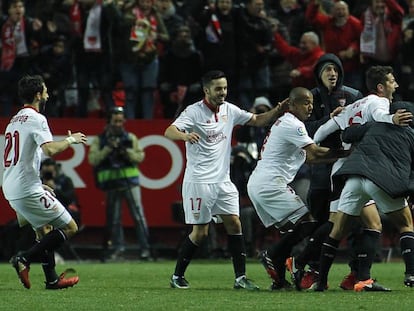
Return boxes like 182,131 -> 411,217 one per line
130,6 -> 157,52
1,17 -> 25,71
69,0 -> 83,37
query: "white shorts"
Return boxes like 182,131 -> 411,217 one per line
9,190 -> 72,230
330,198 -> 375,213
247,177 -> 308,228
182,181 -> 239,224
338,176 -> 407,216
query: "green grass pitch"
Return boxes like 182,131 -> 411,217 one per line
0,259 -> 413,310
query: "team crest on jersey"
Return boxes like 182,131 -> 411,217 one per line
221,115 -> 228,122
297,126 -> 306,136
41,121 -> 48,130
338,98 -> 346,107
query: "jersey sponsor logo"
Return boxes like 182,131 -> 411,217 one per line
297,127 -> 306,136
206,130 -> 226,143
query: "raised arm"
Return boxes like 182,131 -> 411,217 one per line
313,118 -> 341,144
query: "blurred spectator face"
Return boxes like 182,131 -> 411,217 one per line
321,64 -> 339,90
79,0 -> 96,8
8,0 -> 25,23
299,34 -> 317,53
246,0 -> 264,17
332,1 -> 349,24
53,40 -> 65,56
409,0 -> 414,16
372,0 -> 386,16
154,0 -> 172,14
217,0 -> 232,15
175,26 -> 191,44
280,0 -> 298,11
138,0 -> 154,12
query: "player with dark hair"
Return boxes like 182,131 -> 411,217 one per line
316,101 -> 414,291
3,75 -> 87,289
165,70 -> 288,290
289,66 -> 412,292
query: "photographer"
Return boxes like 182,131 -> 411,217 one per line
40,158 -> 81,226
88,106 -> 150,260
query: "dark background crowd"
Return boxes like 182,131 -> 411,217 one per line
0,0 -> 413,120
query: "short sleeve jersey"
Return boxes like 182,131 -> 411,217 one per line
172,100 -> 253,183
2,107 -> 53,200
254,112 -> 314,184
333,94 -> 392,129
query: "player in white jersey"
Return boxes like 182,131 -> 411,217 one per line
293,66 -> 412,292
247,87 -> 347,290
2,75 -> 87,290
165,70 -> 288,290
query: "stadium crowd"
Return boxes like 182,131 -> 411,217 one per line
1,0 -> 414,119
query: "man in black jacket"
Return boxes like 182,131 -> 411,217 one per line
316,101 -> 414,291
306,53 -> 363,224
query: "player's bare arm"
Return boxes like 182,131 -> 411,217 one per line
42,130 -> 87,157
247,98 -> 289,127
165,125 -> 200,144
304,143 -> 348,164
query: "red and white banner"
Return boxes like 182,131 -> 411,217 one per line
0,118 -> 185,227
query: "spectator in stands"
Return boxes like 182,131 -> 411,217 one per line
158,25 -> 203,119
0,0 -> 43,116
236,0 -> 273,110
155,0 -> 185,44
267,0 -> 309,46
88,106 -> 151,260
400,0 -> 414,100
114,0 -> 169,119
273,29 -> 324,89
360,0 -> 404,76
196,0 -> 239,103
37,35 -> 72,117
63,0 -> 119,117
305,0 -> 364,90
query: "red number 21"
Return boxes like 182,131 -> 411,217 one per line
4,131 -> 20,167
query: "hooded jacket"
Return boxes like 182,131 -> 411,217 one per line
305,53 -> 363,189
334,101 -> 414,198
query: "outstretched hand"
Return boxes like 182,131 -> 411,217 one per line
67,130 -> 88,144
392,109 -> 413,126
277,98 -> 289,111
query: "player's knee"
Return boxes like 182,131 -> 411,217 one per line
62,220 -> 78,239
365,220 -> 382,232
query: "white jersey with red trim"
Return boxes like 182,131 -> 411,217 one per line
333,94 -> 392,129
172,100 -> 253,183
252,112 -> 314,185
2,107 -> 53,200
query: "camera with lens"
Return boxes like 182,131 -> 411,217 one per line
106,129 -> 133,167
